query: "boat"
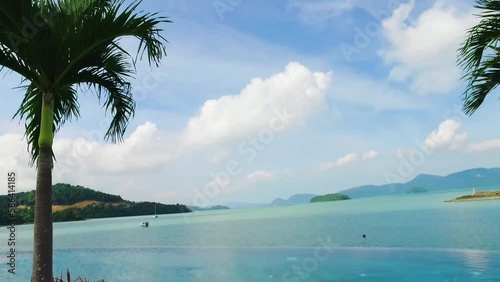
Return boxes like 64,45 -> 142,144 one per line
140,222 -> 149,227
153,204 -> 158,218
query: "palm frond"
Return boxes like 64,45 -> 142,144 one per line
0,0 -> 45,84
458,0 -> 500,115
13,83 -> 80,165
1,0 -> 169,163
53,0 -> 170,88
69,46 -> 136,143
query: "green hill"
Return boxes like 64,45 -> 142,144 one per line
310,193 -> 351,203
15,183 -> 124,206
0,183 -> 191,226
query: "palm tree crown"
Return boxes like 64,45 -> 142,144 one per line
458,0 -> 500,115
1,0 -> 169,162
0,1 -> 169,281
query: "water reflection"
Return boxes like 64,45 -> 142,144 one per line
461,249 -> 491,275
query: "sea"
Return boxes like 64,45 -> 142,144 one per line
1,189 -> 499,281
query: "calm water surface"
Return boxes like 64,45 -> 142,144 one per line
1,190 -> 499,281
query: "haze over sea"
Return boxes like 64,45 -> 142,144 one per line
1,188 -> 499,281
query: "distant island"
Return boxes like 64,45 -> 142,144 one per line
339,168 -> 500,198
446,190 -> 500,202
310,193 -> 351,203
189,205 -> 230,211
224,167 -> 500,209
226,194 -> 316,209
271,194 -> 316,206
406,187 -> 428,194
0,183 -> 191,226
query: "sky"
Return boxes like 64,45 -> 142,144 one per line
2,0 -> 500,207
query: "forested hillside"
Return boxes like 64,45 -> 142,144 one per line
0,183 -> 191,225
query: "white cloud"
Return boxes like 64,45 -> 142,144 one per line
246,170 -> 275,182
180,62 -> 332,149
317,150 -> 378,172
424,119 -> 468,150
395,119 -> 468,159
0,133 -> 37,191
288,0 -> 359,25
362,150 -> 379,160
379,0 -> 477,94
0,61 -> 332,203
52,122 -> 175,177
468,139 -> 500,153
336,152 -> 359,168
209,150 -> 230,164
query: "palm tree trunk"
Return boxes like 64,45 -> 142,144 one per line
32,146 -> 53,282
31,96 -> 54,282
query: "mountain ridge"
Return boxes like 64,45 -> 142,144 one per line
340,167 -> 500,198
225,167 -> 500,208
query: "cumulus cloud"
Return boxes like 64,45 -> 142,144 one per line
1,61 -> 331,202
180,62 -> 332,149
246,170 -> 275,182
467,139 -> 500,153
336,152 -> 359,167
424,119 -> 468,150
53,122 -> 174,177
379,0 -> 477,94
394,119 -> 468,159
317,152 -> 359,172
317,150 -> 379,172
0,133 -> 37,191
362,150 -> 379,160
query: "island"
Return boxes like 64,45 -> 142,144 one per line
189,205 -> 230,211
446,190 -> 500,202
406,187 -> 428,194
0,183 -> 192,226
310,193 -> 351,203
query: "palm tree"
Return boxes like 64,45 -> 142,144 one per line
0,1 -> 169,281
458,0 -> 500,115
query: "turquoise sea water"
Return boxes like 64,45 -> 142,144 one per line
1,190 -> 500,281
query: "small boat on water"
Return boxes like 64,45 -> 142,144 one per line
140,222 -> 149,227
153,204 -> 158,218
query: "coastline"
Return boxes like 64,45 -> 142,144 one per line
446,190 -> 500,202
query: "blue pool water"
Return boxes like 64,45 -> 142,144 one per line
7,247 -> 500,281
1,190 -> 500,281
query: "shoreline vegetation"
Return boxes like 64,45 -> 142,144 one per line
0,183 -> 191,226
310,193 -> 351,203
446,190 -> 500,202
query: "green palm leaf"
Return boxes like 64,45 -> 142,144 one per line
458,0 -> 500,115
0,0 -> 170,163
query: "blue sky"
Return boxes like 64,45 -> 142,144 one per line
2,0 -> 500,206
